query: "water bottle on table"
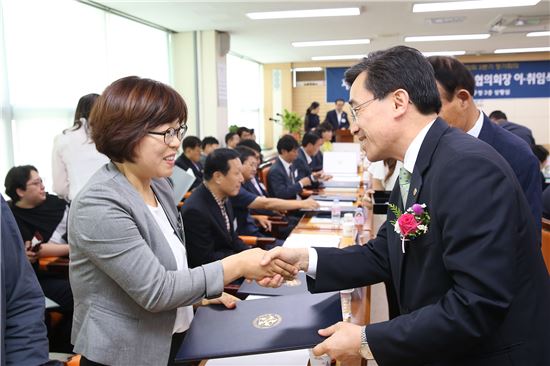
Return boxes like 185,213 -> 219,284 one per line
331,199 -> 341,226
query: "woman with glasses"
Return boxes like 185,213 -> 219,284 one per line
69,76 -> 295,366
51,93 -> 109,202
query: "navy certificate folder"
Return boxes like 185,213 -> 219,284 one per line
237,272 -> 309,296
176,292 -> 342,362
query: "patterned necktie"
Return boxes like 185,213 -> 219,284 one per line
289,164 -> 296,184
399,167 -> 412,206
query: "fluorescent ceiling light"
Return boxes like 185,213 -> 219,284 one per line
293,67 -> 323,72
292,39 -> 370,47
247,7 -> 359,20
311,54 -> 366,61
422,50 -> 466,56
494,46 -> 550,54
527,31 -> 550,37
405,34 -> 490,42
413,0 -> 540,13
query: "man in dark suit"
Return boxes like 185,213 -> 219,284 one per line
489,110 -> 535,146
181,148 -> 249,267
267,135 -> 312,200
295,133 -> 332,189
261,46 -> 550,365
325,98 -> 349,130
428,56 -> 542,234
175,135 -> 203,191
1,196 -> 49,365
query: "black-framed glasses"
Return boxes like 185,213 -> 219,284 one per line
147,125 -> 188,145
349,98 -> 377,123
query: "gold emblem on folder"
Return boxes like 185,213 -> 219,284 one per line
253,313 -> 282,329
284,278 -> 301,287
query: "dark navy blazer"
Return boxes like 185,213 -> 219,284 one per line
307,119 -> 550,366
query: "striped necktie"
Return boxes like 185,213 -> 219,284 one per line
398,167 -> 412,206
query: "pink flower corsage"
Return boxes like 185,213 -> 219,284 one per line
389,203 -> 430,253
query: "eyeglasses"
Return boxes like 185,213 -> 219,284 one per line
27,178 -> 44,187
349,98 -> 377,123
147,125 -> 188,145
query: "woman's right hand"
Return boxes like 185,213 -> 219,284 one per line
361,189 -> 375,210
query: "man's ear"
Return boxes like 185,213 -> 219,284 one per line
392,89 -> 410,116
212,171 -> 222,185
456,89 -> 471,105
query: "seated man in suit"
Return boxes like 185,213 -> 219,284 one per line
489,110 -> 535,146
199,136 -> 219,166
230,146 -> 319,238
175,135 -> 203,191
267,135 -> 312,200
324,98 -> 350,131
181,148 -> 250,267
4,165 -> 73,352
1,195 -> 49,365
297,133 -> 332,180
428,56 -> 542,233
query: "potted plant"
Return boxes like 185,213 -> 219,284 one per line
281,109 -> 303,140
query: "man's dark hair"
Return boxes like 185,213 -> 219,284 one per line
182,136 -> 201,151
4,165 -> 37,203
302,132 -> 321,147
427,56 -> 475,101
237,139 -> 261,153
344,46 -> 441,115
203,148 -> 240,181
489,110 -> 508,121
532,145 -> 549,164
235,146 -> 258,164
237,126 -> 254,138
201,136 -> 219,150
334,98 -> 345,104
276,134 -> 299,154
225,132 -> 238,144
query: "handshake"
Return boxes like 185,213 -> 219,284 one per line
221,247 -> 310,288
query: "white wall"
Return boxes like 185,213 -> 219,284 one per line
476,98 -> 550,145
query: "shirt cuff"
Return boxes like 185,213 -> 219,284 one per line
306,247 -> 318,279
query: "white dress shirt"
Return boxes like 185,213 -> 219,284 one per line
466,109 -> 484,139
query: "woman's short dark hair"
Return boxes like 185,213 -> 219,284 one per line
344,46 -> 441,115
235,146 -> 258,164
427,56 -> 475,101
306,102 -> 320,115
276,134 -> 299,154
64,93 -> 100,134
4,165 -> 37,203
90,76 -> 187,163
203,148 -> 240,181
532,145 -> 549,164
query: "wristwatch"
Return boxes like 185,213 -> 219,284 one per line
359,325 -> 374,360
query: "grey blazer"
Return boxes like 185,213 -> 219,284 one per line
68,162 -> 223,365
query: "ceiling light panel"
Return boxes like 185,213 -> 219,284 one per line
413,0 -> 540,13
405,34 -> 490,42
527,31 -> 550,37
494,47 -> 550,53
292,39 -> 370,47
247,7 -> 360,20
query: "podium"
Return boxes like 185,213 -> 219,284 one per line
335,129 -> 354,143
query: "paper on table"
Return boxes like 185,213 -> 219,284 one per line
319,201 -> 355,208
309,217 -> 334,224
205,349 -> 310,366
283,233 -> 341,249
323,152 -> 358,175
330,175 -> 361,183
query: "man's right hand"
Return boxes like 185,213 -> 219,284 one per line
257,247 -> 310,287
301,198 -> 320,210
299,177 -> 312,187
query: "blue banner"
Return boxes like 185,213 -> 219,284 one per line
326,67 -> 350,103
466,60 -> 550,99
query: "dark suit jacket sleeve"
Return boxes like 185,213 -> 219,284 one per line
365,155 -> 522,365
182,206 -> 237,267
515,151 -> 542,230
1,197 -> 49,365
307,223 -> 392,292
267,165 -> 303,199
